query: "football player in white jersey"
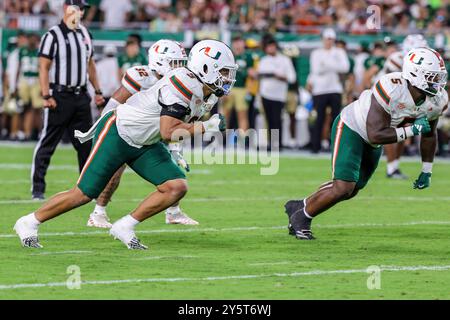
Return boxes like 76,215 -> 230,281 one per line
378,34 -> 429,179
86,39 -> 201,228
284,47 -> 448,240
14,39 -> 237,249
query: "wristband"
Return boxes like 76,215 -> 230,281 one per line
422,162 -> 433,173
95,89 -> 103,95
395,126 -> 414,142
42,94 -> 52,100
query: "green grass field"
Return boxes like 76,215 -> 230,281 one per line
1,144 -> 450,299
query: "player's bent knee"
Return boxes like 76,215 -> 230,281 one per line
332,181 -> 356,200
161,179 -> 188,199
73,186 -> 93,205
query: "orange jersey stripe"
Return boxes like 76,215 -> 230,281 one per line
332,119 -> 344,178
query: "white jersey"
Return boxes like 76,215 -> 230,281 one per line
341,72 -> 448,144
122,65 -> 159,94
116,67 -> 218,148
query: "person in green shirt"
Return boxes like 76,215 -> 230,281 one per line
17,33 -> 42,141
117,39 -> 148,79
222,36 -> 254,134
362,42 -> 385,89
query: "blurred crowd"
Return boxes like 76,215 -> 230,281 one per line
3,0 -> 450,33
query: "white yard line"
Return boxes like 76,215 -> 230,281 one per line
1,264 -> 450,290
30,250 -> 93,256
1,221 -> 449,239
133,255 -> 198,261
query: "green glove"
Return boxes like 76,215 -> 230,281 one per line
413,172 -> 431,189
411,118 -> 431,135
218,114 -> 226,132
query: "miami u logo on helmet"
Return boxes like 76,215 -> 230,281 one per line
199,47 -> 221,60
154,45 -> 168,54
409,53 -> 424,65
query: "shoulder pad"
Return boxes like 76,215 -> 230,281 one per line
122,65 -> 158,94
372,72 -> 404,110
167,68 -> 203,103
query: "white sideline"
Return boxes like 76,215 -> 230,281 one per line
1,220 -> 450,239
1,264 -> 450,290
30,250 -> 93,256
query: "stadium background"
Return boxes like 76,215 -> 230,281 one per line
1,0 -> 450,301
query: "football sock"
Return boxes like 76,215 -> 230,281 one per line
166,205 -> 181,215
387,160 -> 399,175
122,214 -> 140,227
303,208 -> 313,220
26,212 -> 41,226
94,204 -> 106,215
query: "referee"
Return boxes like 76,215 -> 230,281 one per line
32,0 -> 104,200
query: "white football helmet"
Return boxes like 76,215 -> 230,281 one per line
402,47 -> 448,96
402,34 -> 428,55
148,40 -> 187,77
187,39 -> 238,96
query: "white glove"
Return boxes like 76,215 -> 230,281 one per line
168,142 -> 190,172
202,114 -> 226,133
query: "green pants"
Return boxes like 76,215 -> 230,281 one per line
77,111 -> 186,199
331,115 -> 382,190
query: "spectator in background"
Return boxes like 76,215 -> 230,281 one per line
17,33 -> 43,141
222,36 -> 252,137
117,39 -> 148,79
258,35 -> 296,150
308,28 -> 349,153
96,45 -> 120,105
2,32 -> 29,140
100,0 -> 133,30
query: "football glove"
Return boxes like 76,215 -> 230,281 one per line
413,172 -> 431,189
202,114 -> 226,133
168,142 -> 190,172
411,117 -> 431,135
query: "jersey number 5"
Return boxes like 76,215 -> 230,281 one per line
391,78 -> 402,84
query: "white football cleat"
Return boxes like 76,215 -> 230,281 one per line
109,219 -> 147,250
87,211 -> 112,228
13,215 -> 43,248
165,211 -> 199,225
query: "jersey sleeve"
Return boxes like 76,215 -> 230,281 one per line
38,31 -> 56,60
429,89 -> 449,121
121,66 -> 152,94
158,84 -> 190,120
372,74 -> 400,111
167,69 -> 202,104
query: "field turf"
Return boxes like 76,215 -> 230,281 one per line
0,144 -> 450,299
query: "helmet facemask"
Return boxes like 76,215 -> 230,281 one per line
211,67 -> 237,97
421,70 -> 447,96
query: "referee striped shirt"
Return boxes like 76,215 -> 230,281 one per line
38,21 -> 94,87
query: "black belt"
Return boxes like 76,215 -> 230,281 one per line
50,84 -> 87,95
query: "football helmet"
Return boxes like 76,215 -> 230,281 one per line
402,34 -> 428,55
148,40 -> 187,77
402,47 -> 448,96
187,39 -> 238,97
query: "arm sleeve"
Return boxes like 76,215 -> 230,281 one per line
38,32 -> 56,60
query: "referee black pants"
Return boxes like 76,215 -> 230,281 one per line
31,91 -> 93,196
311,93 -> 342,153
262,97 -> 284,150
